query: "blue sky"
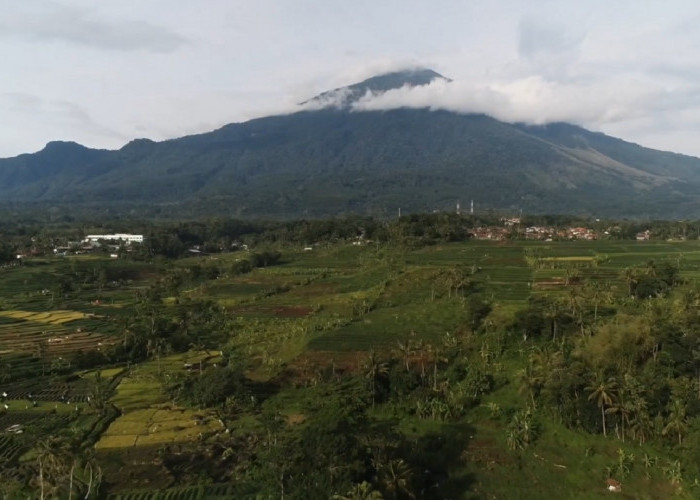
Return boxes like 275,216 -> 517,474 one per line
2,1 -> 700,157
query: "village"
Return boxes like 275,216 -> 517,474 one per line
470,218 -> 654,242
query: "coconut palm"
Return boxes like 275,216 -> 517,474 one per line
663,399 -> 688,445
363,350 -> 389,407
376,458 -> 414,499
395,335 -> 415,373
586,373 -> 617,437
333,481 -> 384,500
629,410 -> 653,445
35,437 -> 72,499
542,298 -> 563,342
517,363 -> 541,410
429,344 -> 447,391
605,393 -> 632,442
622,267 -> 638,297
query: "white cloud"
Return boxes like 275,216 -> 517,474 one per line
349,75 -> 676,131
0,1 -> 187,52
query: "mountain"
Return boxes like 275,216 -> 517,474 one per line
300,68 -> 448,109
2,69 -> 700,219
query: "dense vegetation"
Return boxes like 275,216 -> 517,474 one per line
3,215 -> 700,497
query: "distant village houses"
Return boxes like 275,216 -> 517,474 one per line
472,222 -> 599,242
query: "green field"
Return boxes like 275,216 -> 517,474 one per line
3,238 -> 700,498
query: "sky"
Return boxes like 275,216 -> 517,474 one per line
3,0 -> 700,158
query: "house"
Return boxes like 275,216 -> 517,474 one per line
636,230 -> 651,241
606,478 -> 622,493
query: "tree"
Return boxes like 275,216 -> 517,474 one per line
605,392 -> 631,442
333,482 -> 384,500
375,458 -> 414,499
465,294 -> 492,331
542,297 -> 564,342
395,335 -> 415,373
584,280 -> 613,323
586,373 -> 617,437
663,399 -> 688,445
517,363 -> 541,410
363,350 -> 389,407
87,371 -> 111,415
34,437 -> 72,499
428,344 -> 448,392
622,267 -> 638,297
506,409 -> 537,451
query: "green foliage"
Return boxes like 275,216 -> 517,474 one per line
168,365 -> 249,409
506,409 -> 538,450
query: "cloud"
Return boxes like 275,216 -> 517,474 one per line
0,2 -> 187,52
349,74 -> 700,133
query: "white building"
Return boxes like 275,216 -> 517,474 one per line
84,234 -> 144,245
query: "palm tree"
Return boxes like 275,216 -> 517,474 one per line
363,350 -> 389,407
517,363 -> 541,410
412,339 -> 428,379
542,298 -> 563,342
507,409 -> 536,450
376,458 -> 414,499
333,481 -> 384,500
663,399 -> 688,445
81,456 -> 102,499
35,437 -> 72,499
396,336 -> 414,373
586,373 -> 617,437
443,266 -> 467,298
622,375 -> 652,444
629,409 -> 653,445
567,287 -> 585,335
529,347 -> 563,381
622,267 -> 638,297
605,393 -> 632,442
429,344 -> 447,391
584,280 -> 612,323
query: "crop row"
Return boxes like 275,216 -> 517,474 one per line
107,483 -> 243,500
0,330 -> 116,359
0,412 -> 43,428
0,435 -> 23,462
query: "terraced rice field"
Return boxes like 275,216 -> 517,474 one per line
96,407 -> 223,449
0,309 -> 117,365
0,309 -> 90,324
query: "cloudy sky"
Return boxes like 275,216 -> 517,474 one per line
2,0 -> 700,158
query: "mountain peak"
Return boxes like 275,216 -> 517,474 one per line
42,141 -> 86,152
301,68 -> 449,109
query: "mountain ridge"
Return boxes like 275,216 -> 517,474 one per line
1,69 -> 700,218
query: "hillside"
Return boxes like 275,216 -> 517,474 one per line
2,70 -> 700,218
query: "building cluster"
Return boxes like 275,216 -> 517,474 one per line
471,223 -> 599,241
52,234 -> 144,256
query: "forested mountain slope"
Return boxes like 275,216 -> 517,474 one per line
2,70 -> 700,218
